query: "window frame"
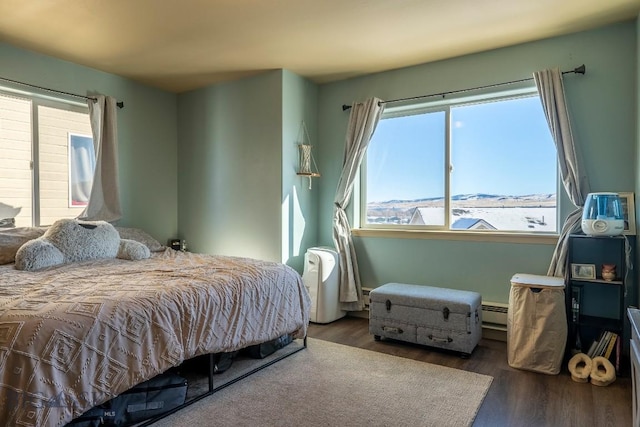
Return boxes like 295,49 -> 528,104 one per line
0,86 -> 91,227
358,86 -> 560,240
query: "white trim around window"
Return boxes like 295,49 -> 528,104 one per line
358,86 -> 560,240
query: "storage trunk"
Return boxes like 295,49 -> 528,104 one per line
369,283 -> 482,356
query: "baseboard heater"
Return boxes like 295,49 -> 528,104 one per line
481,301 -> 508,331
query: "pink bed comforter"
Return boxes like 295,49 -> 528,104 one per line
0,249 -> 310,426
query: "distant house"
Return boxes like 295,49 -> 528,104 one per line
409,208 -> 496,230
451,218 -> 496,230
409,207 -> 444,225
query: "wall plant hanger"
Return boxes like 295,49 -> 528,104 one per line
296,121 -> 320,189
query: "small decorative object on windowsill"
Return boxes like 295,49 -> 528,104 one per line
601,264 -> 616,281
296,121 -> 320,190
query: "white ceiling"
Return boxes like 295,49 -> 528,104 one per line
1,0 -> 638,93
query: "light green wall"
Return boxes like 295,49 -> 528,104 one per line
316,21 -> 637,303
281,70 -> 319,272
0,42 -> 178,244
177,71 -> 283,261
176,70 -> 318,268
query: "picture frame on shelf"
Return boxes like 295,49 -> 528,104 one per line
619,192 -> 636,235
571,263 -> 596,280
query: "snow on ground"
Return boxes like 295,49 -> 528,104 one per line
456,207 -> 556,232
368,207 -> 557,232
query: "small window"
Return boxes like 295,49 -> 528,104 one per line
0,91 -> 93,227
362,89 -> 558,234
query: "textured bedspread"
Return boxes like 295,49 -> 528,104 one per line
0,249 -> 310,427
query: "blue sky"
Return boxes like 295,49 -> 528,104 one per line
365,95 -> 557,202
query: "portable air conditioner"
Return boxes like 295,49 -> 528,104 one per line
581,192 -> 625,236
302,247 -> 345,324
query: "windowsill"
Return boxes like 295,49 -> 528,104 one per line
352,228 -> 559,245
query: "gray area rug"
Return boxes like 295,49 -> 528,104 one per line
154,338 -> 493,427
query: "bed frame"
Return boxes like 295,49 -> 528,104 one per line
137,337 -> 308,426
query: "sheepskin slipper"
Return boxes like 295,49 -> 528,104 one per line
590,356 -> 616,386
567,353 -> 592,383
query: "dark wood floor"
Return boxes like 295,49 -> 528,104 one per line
307,316 -> 632,427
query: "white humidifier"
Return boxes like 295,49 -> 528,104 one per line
581,192 -> 624,236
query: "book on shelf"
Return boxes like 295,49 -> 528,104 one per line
590,331 -> 610,358
586,340 -> 598,358
587,330 -> 618,359
603,332 -> 618,359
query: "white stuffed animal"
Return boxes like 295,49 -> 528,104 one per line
15,218 -> 150,271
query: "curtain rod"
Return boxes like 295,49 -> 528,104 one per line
341,64 -> 586,111
0,76 -> 124,108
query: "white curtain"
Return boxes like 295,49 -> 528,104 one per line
78,95 -> 122,222
534,68 -> 590,277
333,97 -> 385,311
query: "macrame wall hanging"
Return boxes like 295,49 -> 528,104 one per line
296,121 -> 320,189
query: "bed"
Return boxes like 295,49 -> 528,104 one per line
0,228 -> 310,427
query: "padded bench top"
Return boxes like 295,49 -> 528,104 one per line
369,283 -> 481,313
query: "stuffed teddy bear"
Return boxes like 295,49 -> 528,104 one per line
15,218 -> 150,271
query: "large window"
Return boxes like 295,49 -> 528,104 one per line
0,90 -> 93,227
362,89 -> 558,234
